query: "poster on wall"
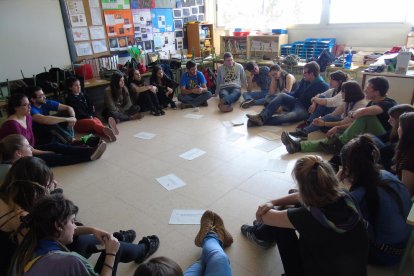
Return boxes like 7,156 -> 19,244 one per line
154,0 -> 175,8
132,9 -> 154,42
104,10 -> 134,37
67,0 -> 85,14
151,8 -> 174,33
72,27 -> 90,41
89,26 -> 106,39
75,42 -> 93,56
153,32 -> 175,57
101,0 -> 130,10
131,0 -> 155,9
92,39 -> 108,53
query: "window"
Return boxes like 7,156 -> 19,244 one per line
216,0 -> 322,29
329,0 -> 411,24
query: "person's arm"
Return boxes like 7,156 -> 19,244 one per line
75,226 -> 111,244
268,77 -> 277,94
58,103 -> 76,117
100,235 -> 120,276
261,209 -> 295,229
255,193 -> 300,222
350,105 -> 383,119
246,72 -> 254,92
103,88 -> 118,112
240,65 -> 248,88
130,82 -> 157,94
284,74 -> 296,92
31,113 -> 76,126
401,169 -> 414,195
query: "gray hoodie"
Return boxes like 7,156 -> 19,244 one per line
215,62 -> 247,94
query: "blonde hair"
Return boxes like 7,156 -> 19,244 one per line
292,155 -> 341,208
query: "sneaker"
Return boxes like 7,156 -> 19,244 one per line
180,103 -> 193,109
281,131 -> 301,154
246,114 -> 264,126
113,229 -> 136,243
108,117 -> 119,135
103,127 -> 117,142
241,225 -> 275,249
289,129 -> 308,140
130,113 -> 143,120
136,235 -> 160,263
200,101 -> 208,107
90,141 -> 107,161
319,136 -> 343,155
212,212 -> 233,248
151,110 -> 161,116
195,210 -> 215,247
218,103 -> 233,112
170,102 -> 177,110
240,99 -> 255,109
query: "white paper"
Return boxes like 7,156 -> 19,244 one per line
265,159 -> 289,173
90,7 -> 103,25
179,148 -> 206,161
67,0 -> 85,15
89,26 -> 106,39
231,120 -> 244,126
74,42 -> 92,56
134,132 -> 156,140
88,0 -> 100,8
184,114 -> 203,119
222,121 -> 233,127
169,209 -> 205,224
104,14 -> 116,26
255,141 -> 282,152
92,40 -> 107,53
258,131 -> 281,141
156,174 -> 186,191
72,27 -> 89,41
70,14 -> 87,27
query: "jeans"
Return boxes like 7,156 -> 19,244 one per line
303,114 -> 341,134
260,93 -> 308,126
35,142 -> 94,167
68,234 -> 146,276
178,91 -> 212,107
219,87 -> 241,106
184,233 -> 232,276
33,123 -> 74,145
242,90 -> 268,105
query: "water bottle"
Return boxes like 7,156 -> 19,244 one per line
344,48 -> 353,69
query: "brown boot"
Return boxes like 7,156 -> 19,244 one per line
194,210 -> 215,247
212,212 -> 233,248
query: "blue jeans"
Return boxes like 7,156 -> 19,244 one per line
242,90 -> 268,105
303,114 -> 341,134
306,104 -> 335,124
260,93 -> 308,126
219,87 -> 241,106
178,92 -> 212,107
184,233 -> 232,276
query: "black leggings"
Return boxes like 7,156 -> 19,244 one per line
35,142 -> 93,167
254,223 -> 304,276
68,234 -> 146,276
136,91 -> 162,112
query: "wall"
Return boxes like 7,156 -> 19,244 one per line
0,0 -> 71,81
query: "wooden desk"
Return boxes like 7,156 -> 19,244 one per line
362,70 -> 414,104
84,78 -> 110,89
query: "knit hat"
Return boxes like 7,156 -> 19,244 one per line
329,70 -> 348,82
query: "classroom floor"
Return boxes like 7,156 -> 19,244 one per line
52,96 -> 412,276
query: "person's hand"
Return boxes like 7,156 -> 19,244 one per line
149,86 -> 157,93
255,202 -> 274,223
312,117 -> 325,126
336,169 -> 346,181
103,235 -> 120,255
167,87 -> 173,94
327,126 -> 338,138
92,227 -> 111,244
308,102 -> 317,114
66,117 -> 77,127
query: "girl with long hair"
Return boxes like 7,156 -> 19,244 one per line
241,155 -> 368,276
340,134 -> 412,265
150,65 -> 179,109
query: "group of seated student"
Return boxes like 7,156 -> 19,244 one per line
0,156 -> 160,275
1,51 -> 414,276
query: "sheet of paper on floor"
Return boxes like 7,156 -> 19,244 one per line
134,132 -> 156,140
226,132 -> 244,142
184,113 -> 204,119
265,159 -> 290,173
255,140 -> 283,152
169,209 -> 205,224
179,148 -> 206,160
156,174 -> 186,191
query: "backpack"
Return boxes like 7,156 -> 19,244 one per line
203,68 -> 216,92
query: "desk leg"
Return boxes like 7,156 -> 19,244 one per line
362,74 -> 367,89
395,227 -> 414,276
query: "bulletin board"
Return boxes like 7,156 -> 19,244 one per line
62,0 -> 110,62
104,9 -> 135,50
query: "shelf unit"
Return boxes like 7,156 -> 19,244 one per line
220,34 -> 288,60
186,23 -> 215,58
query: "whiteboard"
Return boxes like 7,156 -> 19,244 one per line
0,0 -> 71,81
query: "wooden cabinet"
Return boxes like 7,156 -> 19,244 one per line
186,23 -> 215,57
220,34 -> 288,60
